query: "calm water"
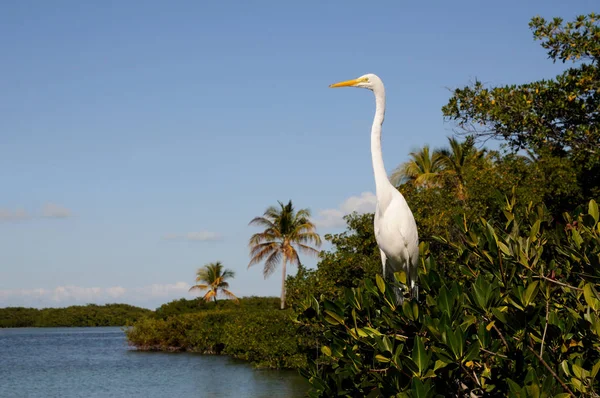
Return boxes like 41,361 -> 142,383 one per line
0,327 -> 309,398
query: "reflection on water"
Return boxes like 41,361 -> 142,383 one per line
0,327 -> 309,398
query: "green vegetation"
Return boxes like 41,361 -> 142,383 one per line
125,296 -> 304,369
289,12 -> 600,397
286,212 -> 381,308
0,303 -> 152,328
248,200 -> 322,309
295,199 -> 600,396
153,296 -> 280,319
442,13 -> 600,189
188,261 -> 239,303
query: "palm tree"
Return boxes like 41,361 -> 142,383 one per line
390,145 -> 446,188
248,200 -> 322,310
438,137 -> 487,201
188,261 -> 239,304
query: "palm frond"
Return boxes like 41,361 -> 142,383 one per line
295,242 -> 321,257
282,244 -> 301,266
248,216 -> 276,229
221,289 -> 239,303
295,208 -> 312,219
263,250 -> 283,278
249,242 -> 280,267
189,284 -> 209,292
217,281 -> 230,289
248,230 -> 280,246
203,289 -> 217,302
294,230 -> 322,247
221,269 -> 235,279
390,145 -> 446,187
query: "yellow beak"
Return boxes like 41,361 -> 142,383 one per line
329,78 -> 361,88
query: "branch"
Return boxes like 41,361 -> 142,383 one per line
492,323 -> 509,349
540,298 -> 550,357
532,275 -> 582,291
480,347 -> 509,359
460,363 -> 482,388
527,345 -> 575,397
368,368 -> 389,373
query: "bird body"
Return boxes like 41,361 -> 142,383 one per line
329,73 -> 419,303
374,187 -> 419,301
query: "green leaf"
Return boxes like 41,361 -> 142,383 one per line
485,221 -> 499,254
571,229 -> 583,248
589,199 -> 599,223
523,280 -> 540,307
375,274 -> 385,293
560,360 -> 571,377
401,355 -> 420,376
445,325 -> 464,360
402,300 -> 415,321
525,382 -> 540,398
366,388 -> 382,398
583,284 -> 600,311
382,335 -> 393,353
412,336 -> 430,376
321,345 -> 332,356
463,340 -> 480,362
433,359 -> 449,371
363,326 -> 383,336
394,270 -> 407,285
491,307 -> 508,324
375,354 -> 390,363
437,286 -> 453,316
571,363 -> 589,380
571,377 -> 584,392
473,275 -> 491,310
498,241 -> 511,256
591,360 -> 600,378
324,310 -> 345,326
411,377 -> 427,398
364,278 -> 377,295
529,219 -> 541,240
506,378 -> 523,395
348,327 -> 368,338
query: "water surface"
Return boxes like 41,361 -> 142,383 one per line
0,327 -> 309,397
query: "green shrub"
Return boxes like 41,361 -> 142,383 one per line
295,198 -> 600,397
223,310 -> 306,369
126,307 -> 304,369
153,296 -> 280,319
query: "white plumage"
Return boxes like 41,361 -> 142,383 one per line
330,73 -> 419,303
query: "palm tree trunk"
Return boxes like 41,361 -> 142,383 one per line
280,256 -> 287,310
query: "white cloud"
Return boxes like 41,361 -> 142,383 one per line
315,192 -> 376,228
0,208 -> 29,222
106,286 -> 127,298
141,282 -> 191,298
42,203 -> 71,218
163,231 -> 222,242
0,203 -> 72,222
0,282 -> 193,309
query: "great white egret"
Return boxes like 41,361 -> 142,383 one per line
329,73 -> 419,303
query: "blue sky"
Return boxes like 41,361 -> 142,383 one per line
0,0 -> 595,309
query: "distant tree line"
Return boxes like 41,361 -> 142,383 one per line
0,303 -> 152,328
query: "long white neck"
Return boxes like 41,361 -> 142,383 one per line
371,87 -> 393,209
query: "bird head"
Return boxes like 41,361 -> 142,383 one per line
329,73 -> 382,91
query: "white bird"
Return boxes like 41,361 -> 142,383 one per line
329,73 -> 419,303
